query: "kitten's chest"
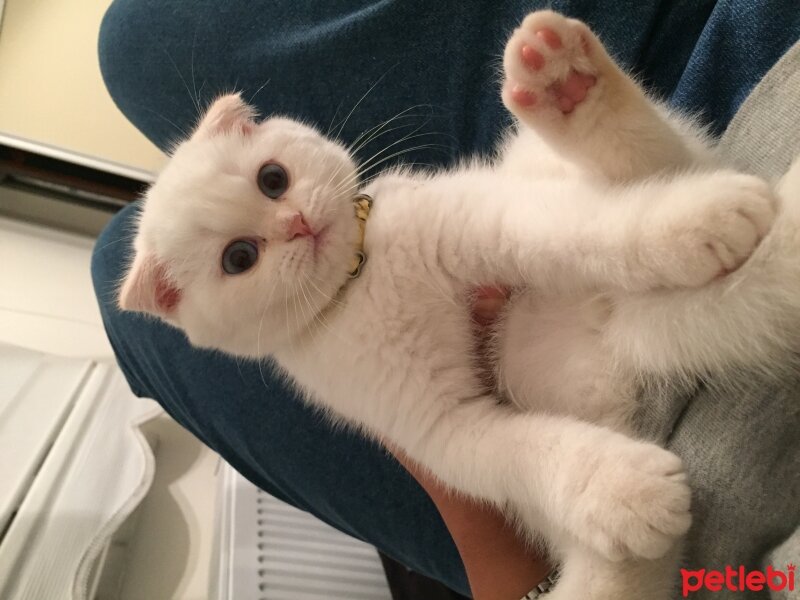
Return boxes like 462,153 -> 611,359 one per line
277,274 -> 475,426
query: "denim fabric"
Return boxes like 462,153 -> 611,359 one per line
93,2 -> 800,595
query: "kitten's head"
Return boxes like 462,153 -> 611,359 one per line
118,94 -> 360,356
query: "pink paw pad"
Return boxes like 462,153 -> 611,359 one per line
514,26 -> 597,115
550,71 -> 597,113
536,28 -> 563,49
511,85 -> 537,107
521,45 -> 545,70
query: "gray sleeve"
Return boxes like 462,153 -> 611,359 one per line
767,528 -> 800,600
635,41 -> 800,600
717,41 -> 800,182
722,49 -> 800,600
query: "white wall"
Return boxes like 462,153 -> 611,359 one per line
0,0 -> 165,172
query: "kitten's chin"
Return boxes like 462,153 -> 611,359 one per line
307,213 -> 360,287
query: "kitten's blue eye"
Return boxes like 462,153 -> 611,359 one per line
257,162 -> 289,199
222,240 -> 259,274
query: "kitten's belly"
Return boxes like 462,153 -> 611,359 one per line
497,293 -> 633,427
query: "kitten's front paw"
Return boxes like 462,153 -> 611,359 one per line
502,11 -> 610,124
552,436 -> 692,561
641,173 -> 777,288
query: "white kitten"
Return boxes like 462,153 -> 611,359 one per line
118,11 -> 796,600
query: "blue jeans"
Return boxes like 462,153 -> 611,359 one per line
93,1 -> 800,595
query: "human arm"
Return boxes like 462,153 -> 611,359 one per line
391,446 -> 553,600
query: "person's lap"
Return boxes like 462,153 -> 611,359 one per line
93,1 -> 800,595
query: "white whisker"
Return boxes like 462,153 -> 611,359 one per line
332,64 -> 398,142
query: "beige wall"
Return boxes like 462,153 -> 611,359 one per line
0,0 -> 165,172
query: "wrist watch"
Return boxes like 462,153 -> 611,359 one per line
519,568 -> 560,599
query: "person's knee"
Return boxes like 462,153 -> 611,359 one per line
98,0 -> 197,151
91,202 -> 156,397
91,202 -> 140,318
98,1 -> 154,143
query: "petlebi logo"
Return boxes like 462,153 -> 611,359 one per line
681,564 -> 795,597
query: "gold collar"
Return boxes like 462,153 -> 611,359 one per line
348,193 -> 372,278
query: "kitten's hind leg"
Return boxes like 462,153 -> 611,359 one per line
502,11 -> 711,181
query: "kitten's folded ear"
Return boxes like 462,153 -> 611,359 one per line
118,253 -> 182,317
193,93 -> 258,139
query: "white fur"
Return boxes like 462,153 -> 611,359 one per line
119,11 -> 798,600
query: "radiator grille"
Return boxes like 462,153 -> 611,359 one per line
214,465 -> 392,600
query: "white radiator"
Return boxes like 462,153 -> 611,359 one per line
211,463 -> 392,600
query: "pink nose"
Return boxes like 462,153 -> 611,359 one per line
287,213 -> 313,240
